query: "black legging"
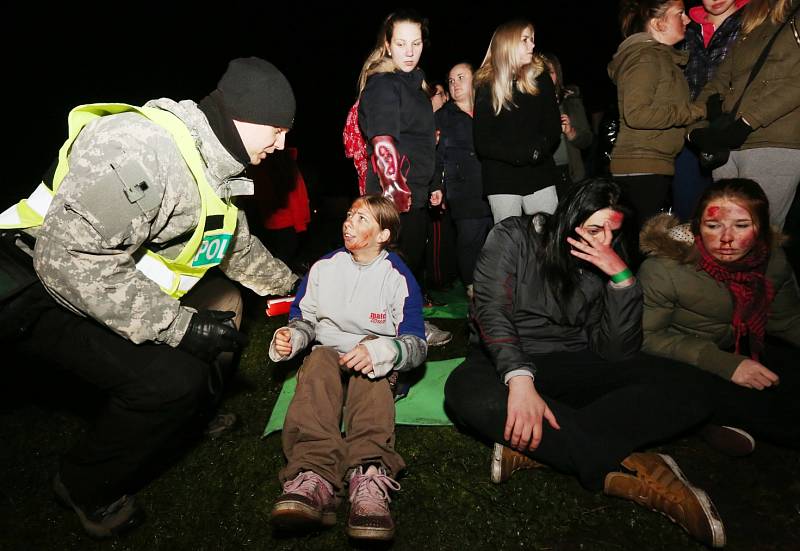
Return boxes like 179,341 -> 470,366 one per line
444,346 -> 712,490
703,342 -> 800,448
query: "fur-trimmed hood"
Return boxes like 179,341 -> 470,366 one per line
640,214 -> 698,264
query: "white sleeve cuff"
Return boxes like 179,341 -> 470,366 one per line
503,370 -> 535,385
362,337 -> 399,379
608,277 -> 636,290
268,327 -> 302,362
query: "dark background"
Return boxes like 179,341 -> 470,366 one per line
4,2 -> 622,208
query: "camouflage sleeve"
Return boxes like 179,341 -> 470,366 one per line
33,113 -> 195,347
218,210 -> 298,296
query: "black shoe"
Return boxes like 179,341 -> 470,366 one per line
53,473 -> 143,539
700,425 -> 755,457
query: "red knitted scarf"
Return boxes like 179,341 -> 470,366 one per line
695,238 -> 775,359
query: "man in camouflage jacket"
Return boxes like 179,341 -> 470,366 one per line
1,57 -> 297,538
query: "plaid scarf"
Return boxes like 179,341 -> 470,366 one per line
695,238 -> 775,359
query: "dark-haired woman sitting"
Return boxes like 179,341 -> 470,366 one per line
639,178 -> 800,449
445,179 -> 725,548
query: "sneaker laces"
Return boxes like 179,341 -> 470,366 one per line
349,469 -> 401,514
283,471 -> 332,499
637,468 -> 683,505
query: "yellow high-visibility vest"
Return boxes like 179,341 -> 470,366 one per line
0,103 -> 238,298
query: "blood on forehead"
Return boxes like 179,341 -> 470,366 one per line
703,201 -> 752,221
608,211 -> 624,224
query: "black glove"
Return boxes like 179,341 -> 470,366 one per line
706,93 -> 723,122
690,118 -> 752,152
689,127 -> 725,153
179,310 -> 248,362
718,118 -> 753,149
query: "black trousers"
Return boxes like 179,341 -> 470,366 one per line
427,207 -> 459,289
614,174 -> 672,230
444,346 -> 712,490
6,277 -> 241,509
453,216 -> 493,286
705,342 -> 800,448
399,207 -> 429,289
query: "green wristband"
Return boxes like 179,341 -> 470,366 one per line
610,268 -> 633,283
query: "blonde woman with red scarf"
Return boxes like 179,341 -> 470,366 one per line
639,178 -> 800,450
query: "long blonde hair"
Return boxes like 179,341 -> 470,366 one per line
474,20 -> 545,115
741,0 -> 795,34
357,10 -> 430,94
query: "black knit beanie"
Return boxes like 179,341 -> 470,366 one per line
216,57 -> 295,128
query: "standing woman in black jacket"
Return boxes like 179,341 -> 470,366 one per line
435,63 -> 493,297
357,9 -> 451,346
473,19 -> 562,223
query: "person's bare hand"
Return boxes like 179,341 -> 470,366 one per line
561,114 -> 576,140
273,328 -> 293,357
567,222 -> 630,282
505,376 -> 560,451
430,190 -> 444,207
731,359 -> 779,390
339,344 -> 374,375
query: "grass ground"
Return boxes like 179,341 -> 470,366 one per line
2,299 -> 798,551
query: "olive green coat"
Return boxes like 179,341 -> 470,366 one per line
638,214 -> 800,379
696,3 -> 800,150
608,33 -> 706,175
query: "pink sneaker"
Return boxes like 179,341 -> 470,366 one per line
271,471 -> 338,530
346,466 -> 401,540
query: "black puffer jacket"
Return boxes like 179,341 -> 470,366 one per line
473,73 -> 561,196
359,69 -> 437,206
471,215 -> 643,381
434,101 -> 491,220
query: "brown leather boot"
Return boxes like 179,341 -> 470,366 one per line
490,443 -> 545,484
604,453 -> 725,548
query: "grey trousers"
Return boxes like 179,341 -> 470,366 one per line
713,148 -> 800,229
488,185 -> 558,224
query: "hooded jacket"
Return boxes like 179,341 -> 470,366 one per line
638,214 -> 800,379
608,33 -> 706,175
695,2 -> 800,150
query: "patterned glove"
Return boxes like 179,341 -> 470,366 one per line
371,135 -> 412,212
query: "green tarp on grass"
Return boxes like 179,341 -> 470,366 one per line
262,357 -> 465,436
422,283 -> 468,319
